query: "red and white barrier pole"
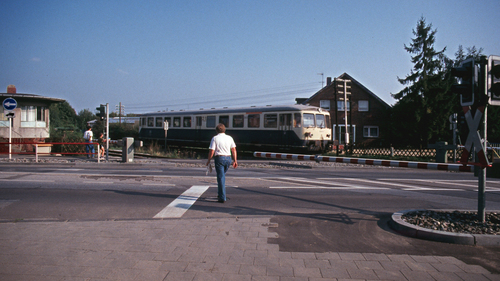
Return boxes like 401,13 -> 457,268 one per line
253,152 -> 315,161
316,155 -> 473,172
253,152 -> 473,172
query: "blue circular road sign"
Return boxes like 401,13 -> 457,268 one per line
3,98 -> 17,111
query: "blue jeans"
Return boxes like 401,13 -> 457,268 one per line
85,141 -> 95,158
214,156 -> 231,201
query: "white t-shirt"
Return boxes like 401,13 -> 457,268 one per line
209,133 -> 236,156
84,130 -> 93,141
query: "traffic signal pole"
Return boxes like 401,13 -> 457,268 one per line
106,103 -> 109,161
478,56 -> 487,222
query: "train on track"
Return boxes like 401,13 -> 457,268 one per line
138,104 -> 332,152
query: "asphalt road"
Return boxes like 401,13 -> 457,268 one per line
1,158 -> 500,273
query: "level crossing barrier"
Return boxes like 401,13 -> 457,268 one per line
253,151 -> 473,172
0,141 -> 104,163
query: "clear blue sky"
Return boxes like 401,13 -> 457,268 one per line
1,0 -> 499,114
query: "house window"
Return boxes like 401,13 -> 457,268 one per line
359,100 -> 369,112
320,100 -> 330,110
21,106 -> 46,127
0,107 -> 8,127
337,101 -> 350,111
363,126 -> 379,138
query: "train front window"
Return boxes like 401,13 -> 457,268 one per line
294,113 -> 301,128
233,115 -> 244,128
248,114 -> 260,128
219,116 -> 229,127
183,117 -> 192,127
147,117 -> 154,127
303,114 -> 315,127
264,114 -> 277,128
316,114 -> 326,128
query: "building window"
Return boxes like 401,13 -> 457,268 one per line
359,100 -> 369,112
363,126 -> 379,138
21,106 -> 47,127
0,107 -> 8,127
320,100 -> 330,110
337,101 -> 350,111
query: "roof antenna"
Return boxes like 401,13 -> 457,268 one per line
317,73 -> 324,88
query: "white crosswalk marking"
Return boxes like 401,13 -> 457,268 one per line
153,185 -> 209,218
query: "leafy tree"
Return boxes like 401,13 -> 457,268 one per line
76,109 -> 96,130
49,101 -> 78,130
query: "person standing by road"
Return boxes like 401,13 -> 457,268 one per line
83,126 -> 95,159
206,123 -> 237,203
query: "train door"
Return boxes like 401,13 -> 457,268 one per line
195,116 -> 202,141
279,114 -> 292,147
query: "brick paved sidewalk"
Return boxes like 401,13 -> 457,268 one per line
0,217 -> 498,281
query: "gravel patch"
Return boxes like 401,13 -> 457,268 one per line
402,210 -> 500,235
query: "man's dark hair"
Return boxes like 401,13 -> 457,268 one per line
216,123 -> 226,133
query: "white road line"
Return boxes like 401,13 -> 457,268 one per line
0,179 -> 55,183
153,185 -> 209,218
142,183 -> 176,186
269,177 -> 389,190
83,181 -> 115,184
270,186 -> 388,190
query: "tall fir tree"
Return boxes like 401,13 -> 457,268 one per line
391,17 -> 449,147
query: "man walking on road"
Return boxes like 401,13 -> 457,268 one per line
206,123 -> 237,203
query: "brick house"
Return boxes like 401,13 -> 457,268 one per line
298,73 -> 391,147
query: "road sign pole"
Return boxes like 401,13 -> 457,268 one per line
8,117 -> 12,160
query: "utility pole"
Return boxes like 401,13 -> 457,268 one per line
116,102 -> 125,124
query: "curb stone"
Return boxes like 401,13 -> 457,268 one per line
390,209 -> 500,246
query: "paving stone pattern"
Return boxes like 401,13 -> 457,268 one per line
0,217 -> 499,281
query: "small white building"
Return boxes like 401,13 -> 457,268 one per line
1,85 -> 65,153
